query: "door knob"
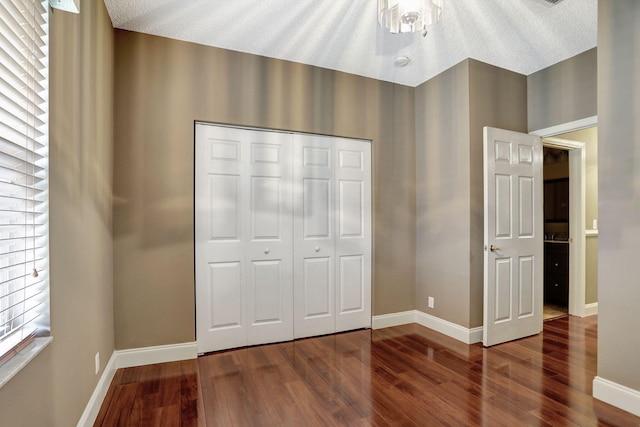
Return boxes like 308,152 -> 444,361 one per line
489,245 -> 501,252
315,246 -> 320,253
264,248 -> 270,254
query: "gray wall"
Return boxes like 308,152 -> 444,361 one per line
468,60 -> 528,326
597,0 -> 640,393
0,1 -> 115,425
113,30 -> 417,349
529,46 -> 600,306
528,48 -> 597,132
415,59 -> 527,329
416,60 -> 471,327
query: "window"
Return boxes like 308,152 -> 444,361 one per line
0,0 -> 49,365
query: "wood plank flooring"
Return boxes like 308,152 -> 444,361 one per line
94,316 -> 640,426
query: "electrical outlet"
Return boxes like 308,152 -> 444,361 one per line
95,352 -> 100,375
428,296 -> 434,309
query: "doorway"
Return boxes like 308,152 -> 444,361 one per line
482,121 -> 597,345
532,116 -> 596,318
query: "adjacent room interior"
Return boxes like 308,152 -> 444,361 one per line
543,146 -> 571,319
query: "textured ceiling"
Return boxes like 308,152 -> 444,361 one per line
103,0 -> 597,87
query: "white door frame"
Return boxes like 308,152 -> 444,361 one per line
530,115 -> 596,317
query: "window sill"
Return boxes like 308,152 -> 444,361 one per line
0,337 -> 53,390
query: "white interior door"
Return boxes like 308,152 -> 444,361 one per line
334,137 -> 371,332
293,134 -> 336,339
483,126 -> 543,347
195,124 -> 293,353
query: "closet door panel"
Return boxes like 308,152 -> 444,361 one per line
196,126 -> 249,352
250,261 -> 281,319
197,125 -> 371,353
245,132 -> 293,346
339,180 -> 364,238
247,259 -> 290,346
338,255 -> 365,313
293,134 -> 335,339
251,177 -> 281,238
302,257 -> 332,317
207,262 -> 242,326
196,125 -> 293,353
303,178 -> 332,239
335,138 -> 372,332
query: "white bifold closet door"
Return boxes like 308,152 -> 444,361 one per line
195,125 -> 293,353
293,134 -> 372,339
195,124 -> 371,354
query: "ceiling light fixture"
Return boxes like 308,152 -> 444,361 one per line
378,0 -> 443,35
49,0 -> 80,13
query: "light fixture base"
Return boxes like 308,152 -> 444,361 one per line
378,0 -> 443,34
49,0 -> 79,14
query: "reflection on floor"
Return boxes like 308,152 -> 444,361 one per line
544,303 -> 568,320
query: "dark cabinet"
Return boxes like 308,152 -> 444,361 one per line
544,242 -> 569,306
544,178 -> 569,221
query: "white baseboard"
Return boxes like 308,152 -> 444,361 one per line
76,351 -> 117,427
415,311 -> 482,344
468,327 -> 484,344
115,341 -> 198,369
584,302 -> 598,317
372,310 -> 416,329
76,342 -> 197,427
372,310 -> 482,344
593,376 -> 640,417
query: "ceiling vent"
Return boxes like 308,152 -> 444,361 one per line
531,0 -> 565,6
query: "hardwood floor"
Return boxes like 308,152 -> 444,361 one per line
94,316 -> 640,426
94,359 -> 205,426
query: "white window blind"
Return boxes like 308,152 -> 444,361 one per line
0,0 -> 49,365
